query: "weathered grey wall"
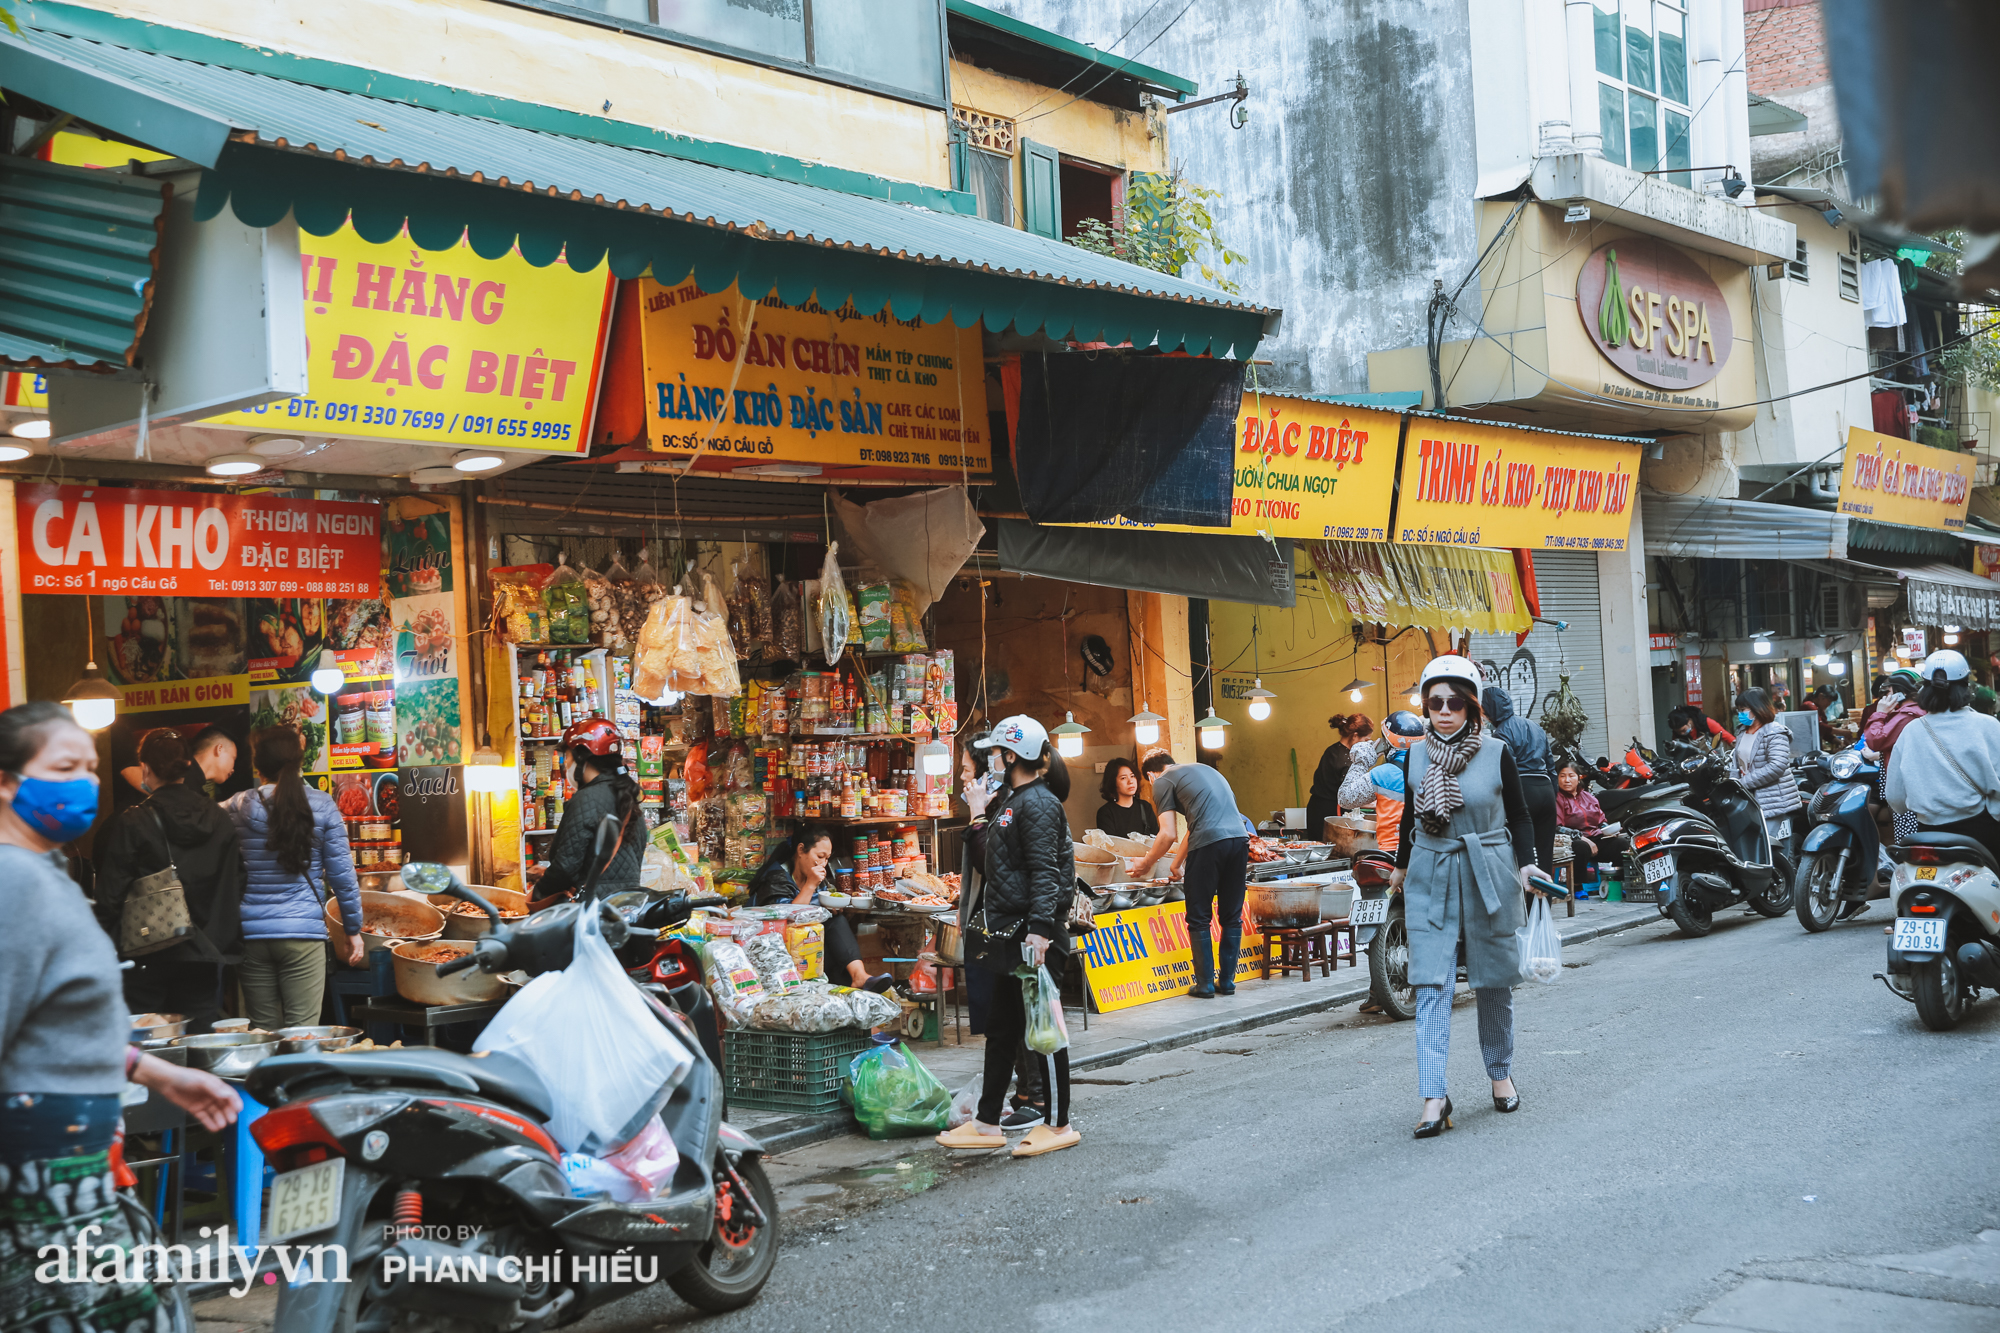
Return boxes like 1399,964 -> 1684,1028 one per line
981,0 -> 1481,395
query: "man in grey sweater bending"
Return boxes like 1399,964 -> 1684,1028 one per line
1885,649 -> 2000,857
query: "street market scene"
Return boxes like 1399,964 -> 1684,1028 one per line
1,1 -> 1998,1330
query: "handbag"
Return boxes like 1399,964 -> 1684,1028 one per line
119,807 -> 193,958
1067,882 -> 1098,936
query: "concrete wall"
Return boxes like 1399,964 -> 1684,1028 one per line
987,0 -> 1483,396
65,0 -> 951,187
1744,0 -> 1842,184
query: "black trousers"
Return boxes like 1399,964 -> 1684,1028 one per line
1920,811 -> 2000,865
824,913 -> 863,979
123,958 -> 224,1035
1521,774 -> 1558,873
973,958 -> 1069,1127
1184,837 -> 1250,986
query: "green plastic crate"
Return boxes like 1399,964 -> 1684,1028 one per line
723,1028 -> 873,1114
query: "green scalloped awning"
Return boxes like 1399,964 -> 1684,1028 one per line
0,26 -> 1274,357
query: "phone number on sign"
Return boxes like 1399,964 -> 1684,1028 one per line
240,399 -> 573,442
209,580 -> 378,596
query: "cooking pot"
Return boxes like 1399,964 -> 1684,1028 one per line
1245,881 -> 1324,931
933,919 -> 964,965
274,1025 -> 362,1054
329,891 -> 447,959
173,1032 -> 280,1077
390,939 -> 508,1006
128,1013 -> 188,1042
427,886 -> 530,940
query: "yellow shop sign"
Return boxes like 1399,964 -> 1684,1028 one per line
637,278 -> 989,477
206,223 -> 615,453
1393,416 -> 1638,550
1837,426 -> 1971,532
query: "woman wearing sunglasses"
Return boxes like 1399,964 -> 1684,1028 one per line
1388,655 -> 1546,1139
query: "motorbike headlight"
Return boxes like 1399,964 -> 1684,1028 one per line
1829,751 -> 1862,780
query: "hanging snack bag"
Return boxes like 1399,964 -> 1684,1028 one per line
630,592 -> 683,700
581,565 -> 618,648
490,564 -> 554,644
773,581 -> 804,661
543,559 -> 591,645
858,582 -> 894,652
890,582 -> 928,652
602,553 -> 638,655
819,542 -> 850,667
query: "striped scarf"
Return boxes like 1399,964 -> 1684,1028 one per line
1417,723 -> 1482,835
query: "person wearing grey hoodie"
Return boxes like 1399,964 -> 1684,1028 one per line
1484,686 -> 1557,873
1887,650 -> 2000,859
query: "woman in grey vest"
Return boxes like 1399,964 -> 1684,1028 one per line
1389,655 -> 1546,1139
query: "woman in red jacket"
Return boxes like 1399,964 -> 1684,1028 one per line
1863,667 -> 1926,843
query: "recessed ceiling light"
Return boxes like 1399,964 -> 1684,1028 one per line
410,466 -> 460,485
11,418 -> 51,439
205,453 -> 264,477
451,451 -> 505,473
248,435 -> 307,458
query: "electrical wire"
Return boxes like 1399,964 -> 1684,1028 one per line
1017,0 -> 1202,126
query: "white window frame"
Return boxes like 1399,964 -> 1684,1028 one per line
1593,0 -> 1693,186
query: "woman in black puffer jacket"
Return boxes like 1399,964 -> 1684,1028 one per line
937,714 -> 1081,1159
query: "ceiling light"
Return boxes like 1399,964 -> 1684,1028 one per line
410,466 -> 461,485
463,743 -> 515,793
1829,660 -> 1846,675
204,453 -> 264,477
0,443 -> 30,463
62,662 -> 120,731
1052,711 -> 1090,759
1244,679 -> 1276,721
1128,702 -> 1164,747
10,418 -> 51,439
1341,676 -> 1372,705
248,435 -> 308,458
308,649 -> 345,696
1195,707 -> 1230,750
452,451 -> 506,473
1751,631 -> 1774,657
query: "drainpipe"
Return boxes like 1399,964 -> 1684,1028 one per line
1805,467 -> 1841,502
1564,1 -> 1604,155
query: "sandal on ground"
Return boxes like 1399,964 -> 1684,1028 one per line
1010,1125 -> 1081,1157
936,1123 -> 1006,1149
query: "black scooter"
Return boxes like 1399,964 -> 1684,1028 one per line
246,818 -> 774,1332
1792,746 -> 1889,931
1623,743 -> 1792,937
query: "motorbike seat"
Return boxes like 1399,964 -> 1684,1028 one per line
249,1048 -> 555,1122
1598,783 -> 1690,812
1895,832 -> 2000,874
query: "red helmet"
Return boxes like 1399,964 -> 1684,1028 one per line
561,716 -> 624,761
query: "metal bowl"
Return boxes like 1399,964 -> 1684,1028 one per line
1106,890 -> 1137,910
427,886 -> 530,940
173,1032 -> 280,1077
128,1013 -> 188,1041
274,1025 -> 362,1055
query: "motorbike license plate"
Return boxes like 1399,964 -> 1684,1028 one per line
267,1158 -> 344,1243
1892,917 -> 1948,956
1643,854 -> 1675,884
1350,896 -> 1390,926
1767,817 -> 1792,841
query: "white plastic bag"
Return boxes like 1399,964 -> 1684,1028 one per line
946,1073 -> 983,1129
818,542 -> 849,667
476,904 -> 695,1153
1520,896 -> 1561,983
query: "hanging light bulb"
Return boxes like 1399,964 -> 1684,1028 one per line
308,648 -> 346,696
1341,676 -> 1371,706
1052,711 -> 1090,759
62,661 -> 120,731
463,742 -> 514,793
1244,679 -> 1276,721
1829,660 -> 1846,676
1195,707 -> 1231,750
918,737 -> 953,777
1128,702 -> 1164,747
1752,631 -> 1774,656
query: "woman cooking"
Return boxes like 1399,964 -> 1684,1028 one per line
1094,757 -> 1159,840
527,717 -> 643,911
748,826 -> 893,993
0,702 -> 241,1332
1389,656 -> 1546,1140
1307,714 -> 1373,839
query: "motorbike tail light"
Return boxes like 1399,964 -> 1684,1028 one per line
1905,846 -> 1941,864
422,1098 -> 561,1160
251,1103 -> 345,1159
1633,828 -> 1663,850
1910,904 -> 1938,914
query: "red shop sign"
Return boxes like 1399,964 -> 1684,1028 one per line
15,484 -> 383,599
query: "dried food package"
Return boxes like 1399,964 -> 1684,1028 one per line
629,594 -> 683,701
490,564 -> 554,644
818,544 -> 849,667
695,794 -> 728,863
710,694 -> 733,737
741,931 -> 803,991
683,742 -> 711,802
858,583 -> 894,652
725,789 -> 766,837
772,581 -> 803,661
580,566 -> 618,648
736,550 -> 773,658
603,553 -> 641,654
543,560 -> 590,645
889,582 -> 927,652
677,695 -> 712,745
689,574 -> 743,697
722,741 -> 756,792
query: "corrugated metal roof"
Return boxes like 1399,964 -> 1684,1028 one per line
0,154 -> 167,371
0,28 -> 1272,354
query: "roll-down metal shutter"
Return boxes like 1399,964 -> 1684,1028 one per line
1467,551 -> 1611,765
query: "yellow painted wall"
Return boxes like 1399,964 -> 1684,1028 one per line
70,0 -> 948,187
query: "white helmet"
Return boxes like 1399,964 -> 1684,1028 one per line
1922,648 -> 1971,683
1418,654 -> 1484,700
972,714 -> 1048,761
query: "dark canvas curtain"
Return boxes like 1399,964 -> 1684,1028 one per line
1012,352 -> 1243,526
997,520 -> 1295,607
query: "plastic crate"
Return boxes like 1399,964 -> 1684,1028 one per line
723,1028 -> 873,1114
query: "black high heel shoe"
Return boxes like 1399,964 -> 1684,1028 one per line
1413,1096 -> 1453,1139
1493,1085 -> 1520,1113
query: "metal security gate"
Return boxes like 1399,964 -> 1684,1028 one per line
1468,551 -> 1611,765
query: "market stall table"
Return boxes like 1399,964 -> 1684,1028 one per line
347,998 -> 507,1045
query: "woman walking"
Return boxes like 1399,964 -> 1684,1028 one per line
93,727 -> 247,1034
1,702 -> 240,1333
1734,687 -> 1804,865
937,715 -> 1081,1158
223,726 -> 363,1029
1389,656 -> 1544,1139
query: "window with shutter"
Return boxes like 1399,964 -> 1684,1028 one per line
1021,139 -> 1061,240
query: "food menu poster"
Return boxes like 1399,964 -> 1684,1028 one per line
327,598 -> 396,771
389,507 -> 462,767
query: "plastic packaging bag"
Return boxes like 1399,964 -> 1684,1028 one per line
601,1117 -> 678,1198
819,544 -> 849,668
858,582 -> 894,652
476,904 -> 695,1153
1521,895 -> 1561,983
773,581 -> 803,661
543,559 -> 590,645
490,564 -> 553,644
562,1152 -> 642,1201
741,930 -> 804,991
601,553 -> 637,654
947,1073 -> 983,1129
1019,964 -> 1069,1054
833,984 -> 903,1030
847,1039 -> 952,1140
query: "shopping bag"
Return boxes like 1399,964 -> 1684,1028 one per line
476,904 -> 695,1153
1018,964 -> 1070,1055
1520,896 -> 1562,984
846,1039 -> 952,1140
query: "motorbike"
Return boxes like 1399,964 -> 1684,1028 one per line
1621,743 -> 1793,937
245,818 -> 775,1332
1876,832 -> 2000,1030
1791,746 -> 1890,932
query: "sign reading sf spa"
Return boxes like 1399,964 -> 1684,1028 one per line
1576,237 -> 1733,392
16,484 -> 384,598
206,222 -> 615,454
1393,416 -> 1637,550
1837,426 -> 1971,531
637,278 -> 989,477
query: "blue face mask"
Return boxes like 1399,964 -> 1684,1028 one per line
1735,710 -> 1753,729
9,774 -> 99,843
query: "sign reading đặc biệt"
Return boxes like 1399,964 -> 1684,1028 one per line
1576,237 -> 1733,391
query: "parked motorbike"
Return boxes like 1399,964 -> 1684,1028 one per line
246,818 -> 775,1332
1353,850 -> 1426,1020
1876,832 -> 2000,1030
1622,743 -> 1792,937
1791,746 -> 1889,932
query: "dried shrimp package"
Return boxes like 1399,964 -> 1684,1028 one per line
543,560 -> 590,644
772,581 -> 803,661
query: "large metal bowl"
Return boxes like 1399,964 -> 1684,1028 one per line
274,1025 -> 362,1054
390,940 -> 508,1006
1073,844 -> 1123,887
426,886 -> 530,940
328,890 -> 448,958
173,1032 -> 280,1077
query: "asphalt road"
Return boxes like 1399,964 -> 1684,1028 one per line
580,906 -> 2000,1332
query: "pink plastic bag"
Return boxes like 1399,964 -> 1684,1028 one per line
602,1118 -> 679,1199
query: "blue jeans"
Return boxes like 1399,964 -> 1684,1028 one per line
1183,837 -> 1250,986
0,1092 -> 123,1163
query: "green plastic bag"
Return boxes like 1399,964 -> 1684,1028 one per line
846,1039 -> 951,1140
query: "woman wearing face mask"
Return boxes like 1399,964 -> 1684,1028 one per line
527,717 -> 643,911
0,702 -> 241,1333
1733,688 -> 1805,864
1863,668 -> 1927,846
749,825 -> 893,992
1388,657 -> 1545,1140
